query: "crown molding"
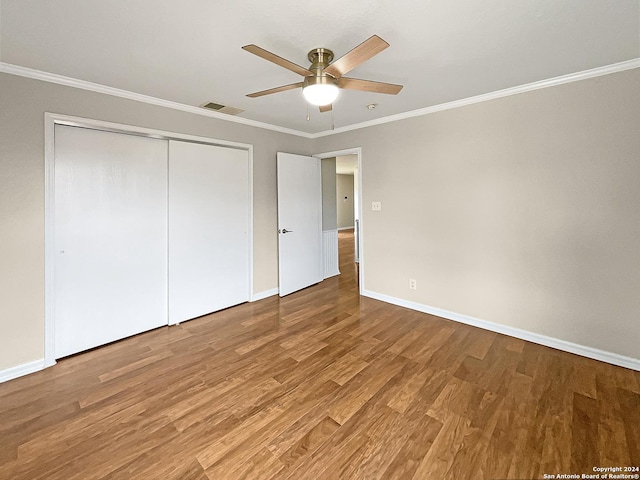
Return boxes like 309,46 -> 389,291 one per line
0,62 -> 313,138
310,58 -> 640,138
2,58 -> 638,139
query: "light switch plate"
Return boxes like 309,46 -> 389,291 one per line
372,201 -> 382,211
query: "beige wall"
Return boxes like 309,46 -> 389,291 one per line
2,67 -> 639,373
314,68 -> 640,360
336,174 -> 355,229
0,72 -> 311,370
321,158 -> 337,231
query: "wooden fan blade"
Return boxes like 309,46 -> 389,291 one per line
338,77 -> 403,95
319,104 -> 332,113
242,44 -> 310,77
323,35 -> 389,79
246,82 -> 304,98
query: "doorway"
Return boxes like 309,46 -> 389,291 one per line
315,148 -> 363,293
335,154 -> 359,264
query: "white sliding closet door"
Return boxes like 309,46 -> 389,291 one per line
54,125 -> 168,358
168,141 -> 250,324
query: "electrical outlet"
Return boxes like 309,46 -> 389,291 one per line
372,201 -> 382,211
409,278 -> 417,290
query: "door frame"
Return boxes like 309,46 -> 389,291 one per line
44,112 -> 254,367
312,147 -> 363,294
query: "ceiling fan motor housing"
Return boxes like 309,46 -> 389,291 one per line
304,47 -> 338,99
308,48 -> 334,70
306,48 -> 337,86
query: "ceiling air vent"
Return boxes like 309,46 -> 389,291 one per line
200,102 -> 244,116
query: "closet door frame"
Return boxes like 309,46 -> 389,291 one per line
44,113 -> 254,368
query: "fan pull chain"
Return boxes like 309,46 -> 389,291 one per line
331,106 -> 334,130
306,102 -> 310,121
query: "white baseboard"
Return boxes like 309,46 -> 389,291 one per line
338,226 -> 355,231
0,359 -> 47,384
251,288 -> 279,302
362,289 -> 640,372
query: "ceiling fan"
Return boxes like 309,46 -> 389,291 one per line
242,35 -> 403,113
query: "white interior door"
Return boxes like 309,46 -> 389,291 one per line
168,141 -> 250,323
277,152 -> 323,296
54,125 -> 168,358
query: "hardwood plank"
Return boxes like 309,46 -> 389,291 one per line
278,416 -> 340,468
332,406 -> 409,480
208,447 -> 285,480
322,352 -> 369,386
617,389 -> 640,464
465,329 -> 497,360
386,367 -> 431,414
265,381 -> 342,458
427,376 -> 486,423
381,413 -> 442,479
280,400 -> 391,480
326,351 -> 406,425
284,338 -> 329,362
571,392 -> 601,472
411,413 -> 474,478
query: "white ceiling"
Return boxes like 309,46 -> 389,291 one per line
1,1 -> 638,134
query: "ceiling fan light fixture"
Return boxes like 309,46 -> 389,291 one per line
302,76 -> 339,106
243,36 -> 403,112
303,84 -> 339,106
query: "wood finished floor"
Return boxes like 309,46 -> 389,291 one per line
1,229 -> 639,479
